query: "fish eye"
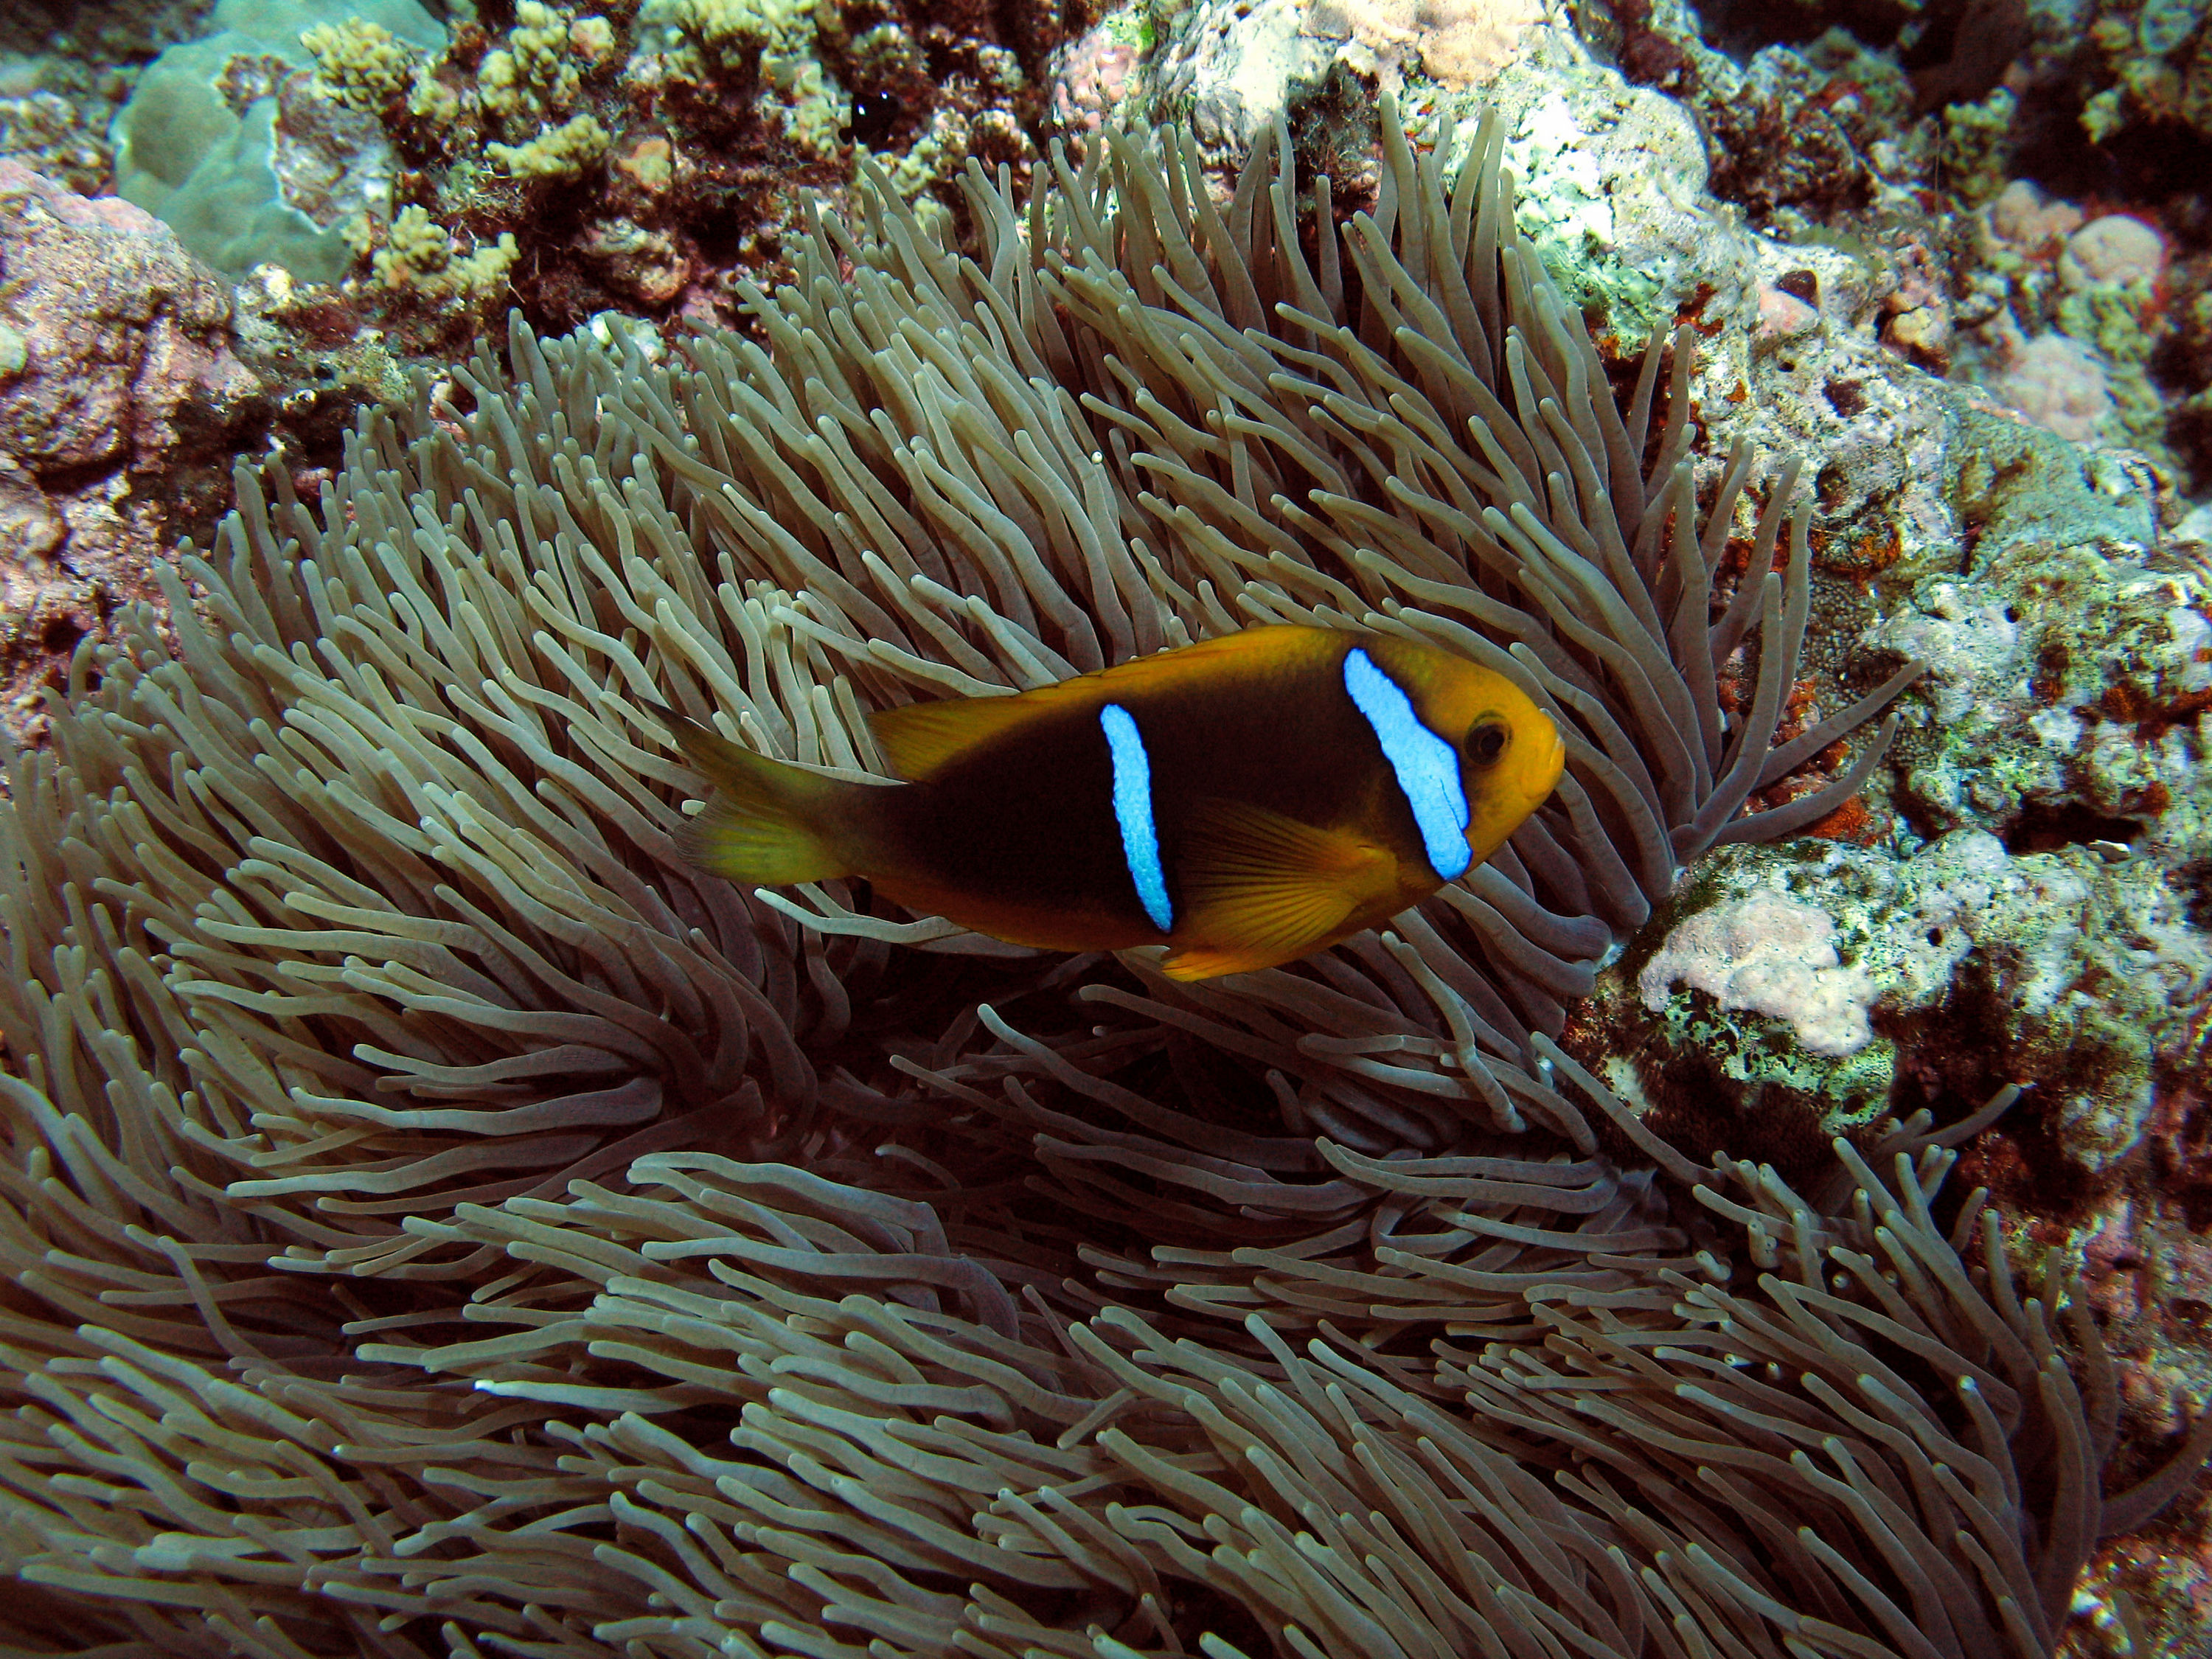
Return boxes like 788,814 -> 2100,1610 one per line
1464,721 -> 1509,765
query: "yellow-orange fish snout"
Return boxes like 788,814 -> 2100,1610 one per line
1459,732 -> 1562,866
1506,720 -> 1568,827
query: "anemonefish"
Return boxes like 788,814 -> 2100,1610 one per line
675,625 -> 1565,980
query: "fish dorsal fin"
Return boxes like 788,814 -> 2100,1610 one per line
869,627 -> 1332,782
1164,798 -> 1399,981
867,693 -> 1056,781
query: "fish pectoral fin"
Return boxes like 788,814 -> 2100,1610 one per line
1163,799 -> 1398,980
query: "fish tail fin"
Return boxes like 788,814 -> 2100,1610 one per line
673,717 -> 860,885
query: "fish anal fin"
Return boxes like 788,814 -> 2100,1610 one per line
1164,798 -> 1399,980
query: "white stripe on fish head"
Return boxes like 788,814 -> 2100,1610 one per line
1342,647 -> 1472,880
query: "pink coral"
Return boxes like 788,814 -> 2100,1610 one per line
1986,320 -> 2112,443
1987,179 -> 2082,255
1637,889 -> 1877,1057
1877,237 -> 1952,368
2060,213 -> 2164,290
1307,0 -> 1546,88
1756,284 -> 1818,341
1051,24 -> 1139,136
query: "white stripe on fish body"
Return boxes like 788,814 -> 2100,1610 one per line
1099,703 -> 1174,931
1342,647 -> 1471,880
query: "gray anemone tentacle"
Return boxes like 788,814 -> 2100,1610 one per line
1,103 -> 2191,1659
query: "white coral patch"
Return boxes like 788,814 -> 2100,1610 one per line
1639,890 -> 1877,1057
1504,92 -> 1614,251
1875,581 -> 2021,726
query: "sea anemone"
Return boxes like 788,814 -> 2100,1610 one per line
1,101 -> 2199,1656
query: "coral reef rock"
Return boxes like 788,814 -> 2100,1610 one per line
0,158 -> 260,742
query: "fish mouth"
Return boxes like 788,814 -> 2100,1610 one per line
1530,728 -> 1567,809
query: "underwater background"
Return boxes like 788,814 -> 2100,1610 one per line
0,0 -> 2210,1653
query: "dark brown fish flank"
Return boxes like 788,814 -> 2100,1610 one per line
876,696 -> 1133,925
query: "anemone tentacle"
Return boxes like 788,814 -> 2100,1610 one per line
1,107 -> 2192,1659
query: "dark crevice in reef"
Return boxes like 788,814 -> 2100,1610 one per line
2015,104 -> 2212,209
1895,964 -> 2108,1229
2001,799 -> 2146,856
1692,0 -> 1918,57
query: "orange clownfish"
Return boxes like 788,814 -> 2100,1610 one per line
676,625 -> 1565,980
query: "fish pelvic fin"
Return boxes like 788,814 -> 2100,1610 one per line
1162,798 -> 1402,980
673,716 -> 859,886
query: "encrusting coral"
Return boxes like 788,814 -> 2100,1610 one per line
1,100 -> 2205,1655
